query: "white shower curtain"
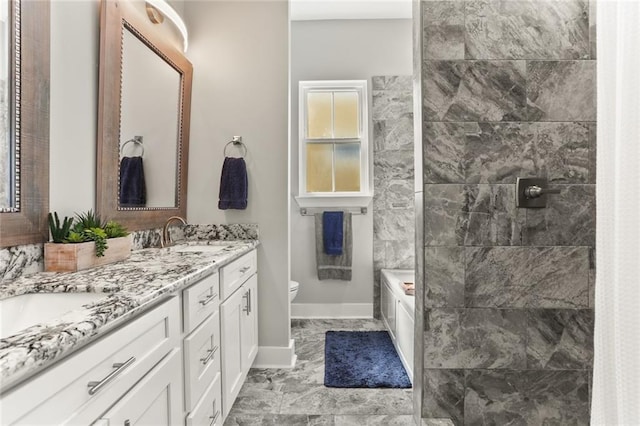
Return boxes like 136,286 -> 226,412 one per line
592,0 -> 640,423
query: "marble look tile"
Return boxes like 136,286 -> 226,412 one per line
422,369 -> 464,425
0,243 -> 44,282
465,246 -> 590,308
526,309 -> 594,370
423,122 -> 465,184
224,414 -> 333,426
374,116 -> 414,152
425,184 -> 524,247
219,383 -> 283,414
465,0 -> 589,60
372,91 -> 413,121
424,308 -> 527,369
373,240 -> 386,270
523,185 -> 595,246
422,2 -> 465,60
464,122 -> 534,184
589,247 -> 595,309
422,419 -> 455,426
374,179 -> 414,211
588,122 -> 597,184
385,241 -> 416,270
423,60 -> 526,122
465,370 -> 590,425
280,384 -> 413,415
527,122 -> 590,184
527,61 -> 596,121
374,208 -> 415,241
589,0 -> 597,59
374,151 -> 415,182
463,184 -> 524,246
372,76 -> 413,92
424,185 -> 466,246
424,247 -> 464,307
335,415 -> 415,426
290,319 -> 386,341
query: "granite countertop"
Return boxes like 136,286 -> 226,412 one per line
0,239 -> 259,392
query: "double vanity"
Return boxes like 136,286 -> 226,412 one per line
0,239 -> 259,425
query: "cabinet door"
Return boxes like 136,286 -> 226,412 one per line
381,278 -> 396,339
220,287 -> 244,419
396,301 -> 414,381
241,274 -> 258,371
95,350 -> 182,426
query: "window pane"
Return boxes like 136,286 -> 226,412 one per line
333,91 -> 359,138
307,92 -> 332,139
334,143 -> 360,192
306,143 -> 333,192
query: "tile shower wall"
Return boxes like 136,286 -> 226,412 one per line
372,76 -> 415,318
420,0 -> 596,424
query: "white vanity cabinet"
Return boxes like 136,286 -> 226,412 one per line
181,271 -> 223,425
220,249 -> 258,419
0,297 -> 181,425
380,270 -> 414,382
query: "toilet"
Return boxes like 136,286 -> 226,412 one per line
289,280 -> 299,302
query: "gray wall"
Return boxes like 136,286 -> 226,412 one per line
417,1 -> 596,423
290,19 -> 412,308
184,1 -> 290,348
371,75 -> 414,319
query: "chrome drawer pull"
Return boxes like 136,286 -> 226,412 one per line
209,411 -> 220,425
243,291 -> 250,313
239,266 -> 251,274
199,293 -> 218,306
87,356 -> 136,395
200,345 -> 219,365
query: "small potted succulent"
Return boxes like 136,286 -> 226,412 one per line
45,210 -> 132,272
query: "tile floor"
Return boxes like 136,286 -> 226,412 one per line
224,319 -> 415,426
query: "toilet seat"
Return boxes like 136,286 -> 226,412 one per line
289,280 -> 299,292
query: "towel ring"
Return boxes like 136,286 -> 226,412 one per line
121,136 -> 144,157
223,136 -> 247,158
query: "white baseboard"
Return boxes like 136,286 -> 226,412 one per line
253,339 -> 297,368
291,303 -> 373,318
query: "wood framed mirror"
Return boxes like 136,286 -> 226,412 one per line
97,0 -> 192,231
0,0 -> 50,247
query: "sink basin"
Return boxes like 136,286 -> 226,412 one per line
171,245 -> 227,254
0,293 -> 108,339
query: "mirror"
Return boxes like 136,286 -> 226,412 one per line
0,0 -> 49,247
97,0 -> 192,230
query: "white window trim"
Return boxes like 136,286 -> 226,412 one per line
296,80 -> 372,209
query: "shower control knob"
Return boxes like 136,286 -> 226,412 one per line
524,185 -> 561,199
516,177 -> 561,208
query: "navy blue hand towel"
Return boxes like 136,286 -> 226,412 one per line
119,156 -> 146,207
218,157 -> 248,210
323,211 -> 344,255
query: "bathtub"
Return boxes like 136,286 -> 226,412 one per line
380,269 -> 414,382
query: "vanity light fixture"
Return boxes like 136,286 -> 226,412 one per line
145,0 -> 189,52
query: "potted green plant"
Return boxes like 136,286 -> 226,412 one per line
44,210 -> 132,272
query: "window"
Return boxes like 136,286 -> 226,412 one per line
298,80 -> 370,206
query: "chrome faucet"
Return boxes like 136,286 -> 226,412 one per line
161,216 -> 187,248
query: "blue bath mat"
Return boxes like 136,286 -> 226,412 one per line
324,330 -> 411,388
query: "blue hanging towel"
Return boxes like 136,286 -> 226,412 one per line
323,211 -> 344,255
119,156 -> 146,207
218,157 -> 248,210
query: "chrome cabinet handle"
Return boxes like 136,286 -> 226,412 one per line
200,345 -> 219,365
524,185 -> 561,199
199,292 -> 218,306
209,411 -> 220,425
87,356 -> 136,395
248,288 -> 252,314
243,290 -> 250,313
239,266 -> 251,274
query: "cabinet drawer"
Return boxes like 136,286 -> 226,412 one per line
183,312 -> 220,411
1,297 -> 180,425
185,373 -> 222,426
220,250 -> 256,300
183,272 -> 219,333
